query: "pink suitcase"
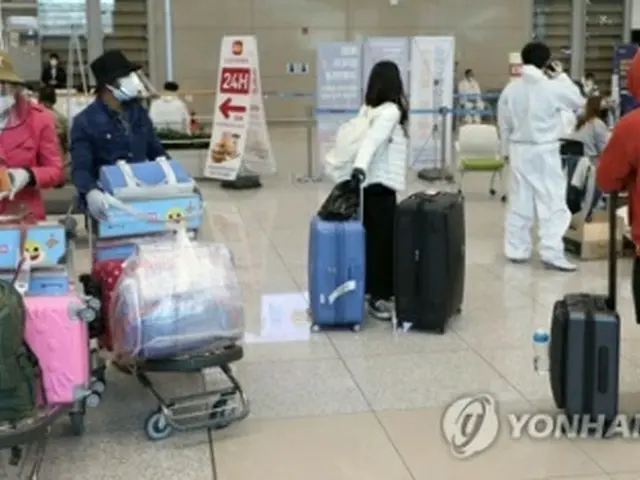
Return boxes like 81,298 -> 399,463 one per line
23,294 -> 91,404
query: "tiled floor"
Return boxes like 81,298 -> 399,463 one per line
22,127 -> 640,478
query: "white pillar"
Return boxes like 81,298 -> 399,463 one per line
570,0 -> 586,79
163,0 -> 174,81
85,0 -> 103,83
623,0 -> 633,42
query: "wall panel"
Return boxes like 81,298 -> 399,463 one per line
153,0 -> 532,119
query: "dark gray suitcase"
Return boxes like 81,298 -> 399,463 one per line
393,191 -> 465,333
549,193 -> 620,427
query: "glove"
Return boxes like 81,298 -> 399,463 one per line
350,168 -> 366,189
0,168 -> 31,201
86,189 -> 109,220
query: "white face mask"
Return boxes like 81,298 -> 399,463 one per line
109,72 -> 146,102
0,95 -> 16,115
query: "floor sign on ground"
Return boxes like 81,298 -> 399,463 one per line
205,36 -> 275,181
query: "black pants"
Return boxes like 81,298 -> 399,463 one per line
633,257 -> 640,323
362,184 -> 396,301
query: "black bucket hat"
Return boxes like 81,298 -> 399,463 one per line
90,49 -> 140,87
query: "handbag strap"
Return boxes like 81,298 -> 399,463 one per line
116,160 -> 140,188
116,158 -> 178,187
156,157 -> 177,185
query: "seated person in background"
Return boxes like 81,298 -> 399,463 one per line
0,52 -> 64,219
458,68 -> 485,124
566,96 -> 610,215
572,96 -> 609,158
70,49 -> 165,220
596,50 -> 640,321
38,85 -> 69,153
149,81 -> 191,134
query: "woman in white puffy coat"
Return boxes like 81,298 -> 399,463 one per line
350,61 -> 409,320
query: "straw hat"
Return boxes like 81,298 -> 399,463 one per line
0,51 -> 23,85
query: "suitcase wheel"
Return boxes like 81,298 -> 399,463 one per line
310,324 -> 321,333
69,412 -> 85,436
90,376 -> 106,395
351,324 -> 361,332
209,394 -> 236,430
85,391 -> 101,408
500,195 -> 508,203
144,410 -> 173,441
489,188 -> 496,196
85,296 -> 101,311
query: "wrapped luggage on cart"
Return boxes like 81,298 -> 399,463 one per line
108,237 -> 244,360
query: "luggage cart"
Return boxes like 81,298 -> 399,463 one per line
119,344 -> 249,441
0,405 -> 67,479
70,199 -> 250,441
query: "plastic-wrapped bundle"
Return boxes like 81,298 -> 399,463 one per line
108,239 -> 244,360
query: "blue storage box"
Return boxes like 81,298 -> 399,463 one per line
99,159 -> 195,200
0,223 -> 66,269
94,230 -> 197,262
97,194 -> 202,239
0,268 -> 70,295
114,294 -> 243,359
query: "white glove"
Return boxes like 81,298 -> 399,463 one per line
86,189 -> 109,220
0,168 -> 31,201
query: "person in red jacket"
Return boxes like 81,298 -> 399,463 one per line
596,49 -> 640,321
0,51 -> 64,220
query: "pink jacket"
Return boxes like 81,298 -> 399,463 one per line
0,99 -> 64,220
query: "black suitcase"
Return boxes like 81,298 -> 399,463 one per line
549,193 -> 620,427
394,191 -> 465,333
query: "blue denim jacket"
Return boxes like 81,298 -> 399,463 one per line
70,97 -> 165,196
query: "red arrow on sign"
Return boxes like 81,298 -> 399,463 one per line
219,97 -> 247,119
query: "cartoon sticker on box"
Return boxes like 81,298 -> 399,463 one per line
165,207 -> 186,225
23,239 -> 45,264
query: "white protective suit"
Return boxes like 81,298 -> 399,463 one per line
498,64 -> 584,268
149,94 -> 191,133
458,77 -> 485,124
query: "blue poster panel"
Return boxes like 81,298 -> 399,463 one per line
316,42 -> 362,112
614,44 -> 638,117
362,37 -> 410,91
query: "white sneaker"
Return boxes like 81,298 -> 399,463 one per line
368,299 -> 393,321
541,257 -> 577,272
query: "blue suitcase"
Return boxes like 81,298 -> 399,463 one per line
308,216 -> 365,332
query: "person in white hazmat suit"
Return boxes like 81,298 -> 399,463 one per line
498,41 -> 584,271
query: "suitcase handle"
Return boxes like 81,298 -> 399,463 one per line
607,192 -> 618,311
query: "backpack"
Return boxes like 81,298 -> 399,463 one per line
324,109 -> 373,182
0,280 -> 38,423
